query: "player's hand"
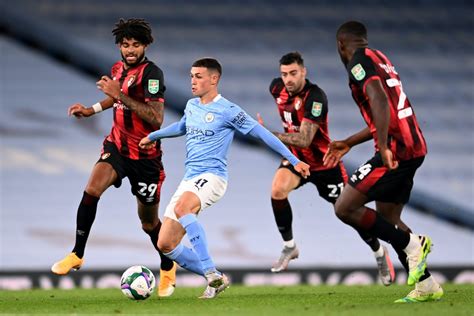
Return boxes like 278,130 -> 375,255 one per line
323,141 -> 350,168
68,103 -> 94,118
139,136 -> 156,149
294,161 -> 310,179
257,113 -> 265,126
96,76 -> 121,100
380,147 -> 399,170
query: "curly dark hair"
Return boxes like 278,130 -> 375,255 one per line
112,18 -> 153,45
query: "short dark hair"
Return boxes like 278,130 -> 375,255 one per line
112,18 -> 153,45
336,21 -> 368,40
192,58 -> 222,76
279,52 -> 304,66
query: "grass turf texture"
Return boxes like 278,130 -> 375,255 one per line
0,284 -> 472,315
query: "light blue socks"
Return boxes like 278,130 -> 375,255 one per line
179,214 -> 216,273
163,243 -> 204,276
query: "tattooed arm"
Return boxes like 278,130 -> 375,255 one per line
96,75 -> 163,129
273,120 -> 319,148
119,92 -> 163,129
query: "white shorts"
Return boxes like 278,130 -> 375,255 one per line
164,173 -> 228,221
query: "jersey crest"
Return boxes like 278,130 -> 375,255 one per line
294,97 -> 302,110
205,112 -> 214,123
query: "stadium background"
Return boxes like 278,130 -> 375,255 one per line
1,0 -> 472,289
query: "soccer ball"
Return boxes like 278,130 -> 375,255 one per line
120,265 -> 156,300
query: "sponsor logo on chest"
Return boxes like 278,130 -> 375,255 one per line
114,102 -> 130,110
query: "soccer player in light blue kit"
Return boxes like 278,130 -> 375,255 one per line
139,58 -> 310,299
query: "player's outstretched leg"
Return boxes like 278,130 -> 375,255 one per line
158,262 -> 177,297
375,245 -> 395,286
271,244 -> 299,273
395,275 -> 444,303
404,234 -> 432,286
51,252 -> 84,275
52,191 -> 99,275
199,272 -> 230,299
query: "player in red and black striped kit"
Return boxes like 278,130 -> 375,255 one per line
324,21 -> 442,302
51,18 -> 177,297
260,52 -> 389,282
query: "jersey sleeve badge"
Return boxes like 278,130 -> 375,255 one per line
311,102 -> 322,117
351,63 -> 366,81
148,79 -> 160,94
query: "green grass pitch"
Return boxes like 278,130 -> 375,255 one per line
0,284 -> 472,315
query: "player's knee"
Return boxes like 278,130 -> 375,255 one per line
172,210 -> 181,219
85,187 -> 102,198
141,222 -> 155,233
334,200 -> 351,222
173,201 -> 193,219
157,238 -> 174,254
271,185 -> 289,200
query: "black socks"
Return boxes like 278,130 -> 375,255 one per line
271,198 -> 293,241
356,229 -> 381,252
361,208 -> 410,250
72,191 -> 99,258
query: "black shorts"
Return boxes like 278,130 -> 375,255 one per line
98,140 -> 166,205
279,159 -> 348,204
349,153 -> 425,204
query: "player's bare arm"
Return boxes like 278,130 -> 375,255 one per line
343,126 -> 372,148
96,75 -> 163,128
366,79 -> 398,170
274,120 -> 319,148
119,94 -> 164,129
323,141 -> 350,168
68,97 -> 114,119
323,127 -> 372,168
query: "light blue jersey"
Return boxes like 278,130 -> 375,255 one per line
147,94 -> 301,181
146,92 -> 303,281
183,94 -> 257,180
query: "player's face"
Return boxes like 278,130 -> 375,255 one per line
190,67 -> 219,97
280,63 -> 307,95
119,38 -> 147,68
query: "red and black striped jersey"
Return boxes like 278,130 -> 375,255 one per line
106,58 -> 165,160
347,48 -> 427,161
269,78 -> 332,171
